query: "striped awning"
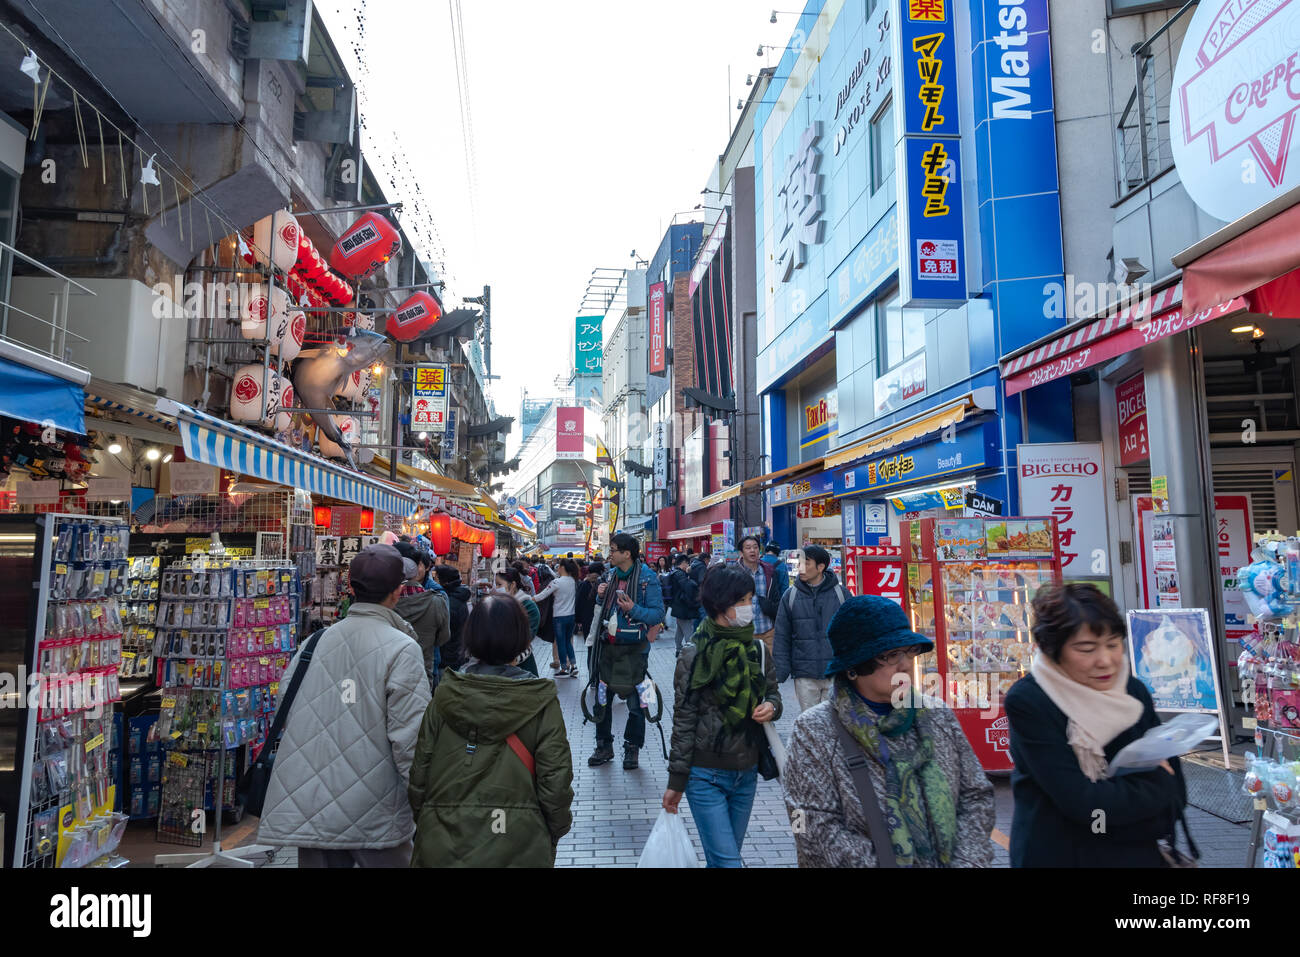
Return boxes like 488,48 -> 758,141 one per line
158,400 -> 416,516
85,380 -> 174,426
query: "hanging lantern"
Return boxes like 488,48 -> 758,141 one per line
360,508 -> 374,533
275,383 -> 296,432
241,285 -> 289,342
336,277 -> 354,304
317,414 -> 359,460
429,511 -> 452,557
297,232 -> 315,267
314,505 -> 332,528
330,212 -> 403,281
273,309 -> 305,363
386,291 -> 442,343
480,535 -> 496,559
229,365 -> 283,429
252,210 -> 302,272
340,365 -> 373,401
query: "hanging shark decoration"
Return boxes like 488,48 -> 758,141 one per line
290,328 -> 387,469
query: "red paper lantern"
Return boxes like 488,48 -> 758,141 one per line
387,291 -> 442,343
313,505 -> 332,528
297,233 -> 314,266
480,536 -> 496,559
360,508 -> 374,533
330,212 -> 403,281
429,512 -> 452,557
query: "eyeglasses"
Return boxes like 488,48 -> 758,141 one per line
876,647 -> 925,667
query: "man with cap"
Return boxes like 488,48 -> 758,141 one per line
780,595 -> 994,868
393,542 -> 450,693
257,544 -> 433,867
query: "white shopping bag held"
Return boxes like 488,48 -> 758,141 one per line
637,809 -> 701,868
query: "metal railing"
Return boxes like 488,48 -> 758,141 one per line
0,239 -> 94,366
1113,1 -> 1198,198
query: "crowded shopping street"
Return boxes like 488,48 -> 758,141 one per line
0,0 -> 1299,927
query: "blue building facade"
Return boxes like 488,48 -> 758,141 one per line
754,0 -> 1073,549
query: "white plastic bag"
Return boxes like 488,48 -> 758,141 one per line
637,809 -> 700,868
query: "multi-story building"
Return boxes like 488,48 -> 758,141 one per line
599,269 -> 651,538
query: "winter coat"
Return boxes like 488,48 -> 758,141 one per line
594,562 -> 665,645
575,577 -> 599,634
666,636 -> 783,792
257,603 -> 432,849
669,567 -> 701,619
657,570 -> 675,608
773,572 -> 849,682
1006,674 -> 1187,867
395,585 -> 450,687
409,662 -> 573,867
782,688 -> 995,867
441,583 -> 471,672
688,558 -> 707,587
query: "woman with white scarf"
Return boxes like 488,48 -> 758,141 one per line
1005,583 -> 1194,867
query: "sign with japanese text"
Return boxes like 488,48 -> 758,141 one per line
555,406 -> 584,460
412,364 -> 449,432
842,498 -> 859,547
574,316 -> 603,376
836,424 -> 995,496
1116,372 -> 1149,467
1016,443 -> 1106,577
900,0 -> 960,138
167,460 -> 218,495
773,470 -> 837,506
648,282 -> 667,375
858,557 -> 907,607
1127,608 -> 1223,714
1214,494 -> 1254,644
874,351 -> 927,416
441,408 -> 457,461
830,208 -> 899,328
774,123 -> 827,283
85,477 -> 131,502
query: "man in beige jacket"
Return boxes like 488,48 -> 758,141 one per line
257,545 -> 432,867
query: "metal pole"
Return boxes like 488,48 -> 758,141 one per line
294,201 -> 403,217
390,341 -> 402,481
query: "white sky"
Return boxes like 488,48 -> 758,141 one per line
314,0 -> 800,457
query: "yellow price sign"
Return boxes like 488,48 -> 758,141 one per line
196,722 -> 208,734
161,696 -> 176,709
254,598 -> 270,610
84,733 -> 105,753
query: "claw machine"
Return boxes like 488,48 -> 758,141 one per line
900,516 -> 1063,772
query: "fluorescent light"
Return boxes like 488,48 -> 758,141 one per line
162,453 -> 173,463
107,443 -> 122,455
1231,324 -> 1255,334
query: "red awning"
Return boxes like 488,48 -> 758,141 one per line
1000,283 -> 1247,397
1183,202 -> 1300,315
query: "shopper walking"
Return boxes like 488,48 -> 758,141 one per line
494,567 -> 541,677
668,552 -> 702,656
730,534 -> 786,657
575,561 -> 603,673
408,595 -> 573,867
1006,583 -> 1192,867
761,542 -> 791,594
662,565 -> 782,868
434,564 -> 471,673
782,595 -> 994,868
392,543 -> 450,693
258,545 -> 432,867
773,544 -> 848,712
535,558 -> 579,677
588,533 -> 664,770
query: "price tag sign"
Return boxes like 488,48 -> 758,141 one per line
1243,716 -> 1258,730
161,696 -> 176,709
254,598 -> 270,610
259,657 -> 270,666
196,722 -> 208,734
93,571 -> 106,587
83,733 -> 105,753
55,564 -> 67,576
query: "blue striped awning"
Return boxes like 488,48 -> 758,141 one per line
158,400 -> 416,517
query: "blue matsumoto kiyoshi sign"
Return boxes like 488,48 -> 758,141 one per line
834,423 -> 997,496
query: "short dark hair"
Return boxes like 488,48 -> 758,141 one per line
674,553 -> 690,567
463,595 -> 532,665
764,543 -> 780,555
700,565 -> 755,619
587,561 -> 604,577
739,534 -> 762,551
610,532 -> 640,562
1030,582 -> 1126,662
802,544 -> 830,572
496,567 -> 524,591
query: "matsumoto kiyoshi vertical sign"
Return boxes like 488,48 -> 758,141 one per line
1017,443 -> 1106,579
893,0 -> 966,307
575,317 -> 603,376
412,364 -> 448,433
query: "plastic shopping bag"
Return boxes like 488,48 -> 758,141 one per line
637,809 -> 701,868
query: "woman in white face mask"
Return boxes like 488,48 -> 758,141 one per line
661,565 -> 783,867
493,568 -> 540,677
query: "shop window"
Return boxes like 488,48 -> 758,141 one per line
878,288 -> 925,372
871,97 -> 895,193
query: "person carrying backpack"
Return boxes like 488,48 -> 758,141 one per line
669,552 -> 702,656
730,534 -> 788,658
773,544 -> 849,712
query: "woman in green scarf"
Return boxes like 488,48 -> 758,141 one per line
662,565 -> 782,867
781,594 -> 994,867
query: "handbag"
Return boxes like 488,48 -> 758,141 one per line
752,640 -> 783,781
235,628 -> 325,816
832,719 -> 899,867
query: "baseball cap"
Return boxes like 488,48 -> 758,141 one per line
349,544 -> 405,600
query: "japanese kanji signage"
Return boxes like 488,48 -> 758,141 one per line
555,406 -> 584,460
1116,372 -> 1149,467
412,364 -> 449,432
775,123 -> 826,283
859,558 -> 907,608
574,316 -> 603,376
1016,443 -> 1106,578
648,282 -> 667,376
1215,494 -> 1254,644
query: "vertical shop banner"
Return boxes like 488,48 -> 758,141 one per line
555,406 -> 584,460
1116,373 -> 1149,466
648,282 -> 667,376
894,0 -> 966,307
1016,443 -> 1107,578
441,408 -> 457,461
842,499 -> 859,547
1214,495 -> 1254,643
859,558 -> 907,608
413,364 -> 449,432
575,317 -> 603,376
1127,609 -> 1223,714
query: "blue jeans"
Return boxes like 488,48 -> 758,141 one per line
553,615 -> 576,668
684,766 -> 758,868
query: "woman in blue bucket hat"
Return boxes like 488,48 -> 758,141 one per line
781,595 -> 994,867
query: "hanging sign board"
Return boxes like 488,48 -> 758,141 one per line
1017,443 -> 1106,579
413,364 -> 449,433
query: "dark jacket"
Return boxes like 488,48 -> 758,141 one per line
409,663 -> 573,867
668,567 -> 701,619
658,570 -> 675,608
688,558 -> 706,587
394,586 -> 450,688
575,576 -> 599,634
667,635 -> 783,792
773,571 -> 848,682
594,561 -> 665,645
1006,674 -> 1187,868
441,583 -> 471,672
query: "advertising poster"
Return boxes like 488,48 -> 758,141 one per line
555,406 -> 584,460
412,364 -> 448,432
1127,608 -> 1222,715
1116,372 -> 1149,466
1017,443 -> 1107,578
1214,494 -> 1254,644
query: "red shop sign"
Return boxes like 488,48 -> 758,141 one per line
1116,372 -> 1149,467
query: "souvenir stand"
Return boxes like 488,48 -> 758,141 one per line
1235,534 -> 1300,868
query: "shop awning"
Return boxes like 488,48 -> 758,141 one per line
370,456 -> 484,499
85,380 -> 175,427
1178,191 -> 1300,315
822,394 -> 985,471
0,348 -> 87,434
741,458 -> 825,493
696,482 -> 744,509
158,400 -> 416,516
999,283 -> 1248,397
665,524 -> 716,541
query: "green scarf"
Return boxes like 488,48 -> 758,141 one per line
689,617 -> 766,729
835,677 -> 958,867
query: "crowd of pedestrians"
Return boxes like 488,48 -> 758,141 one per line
254,537 -> 1195,870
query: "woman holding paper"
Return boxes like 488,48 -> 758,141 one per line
1006,583 -> 1195,867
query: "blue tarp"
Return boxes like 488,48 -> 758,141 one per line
0,356 -> 85,434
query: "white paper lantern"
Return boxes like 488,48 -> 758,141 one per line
340,366 -> 373,402
271,307 -> 305,362
252,210 -> 301,272
241,285 -> 289,343
276,383 -> 296,432
318,415 -> 359,460
342,310 -> 374,332
230,365 -> 271,426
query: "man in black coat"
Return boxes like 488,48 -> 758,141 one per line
434,565 -> 471,673
668,553 -> 702,655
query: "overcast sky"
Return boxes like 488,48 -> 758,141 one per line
315,0 -> 801,456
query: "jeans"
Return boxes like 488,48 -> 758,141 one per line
553,615 -> 576,668
684,766 -> 758,868
596,676 -> 646,749
794,677 -> 833,712
674,614 -> 697,654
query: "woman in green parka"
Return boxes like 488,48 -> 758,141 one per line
409,595 -> 574,867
